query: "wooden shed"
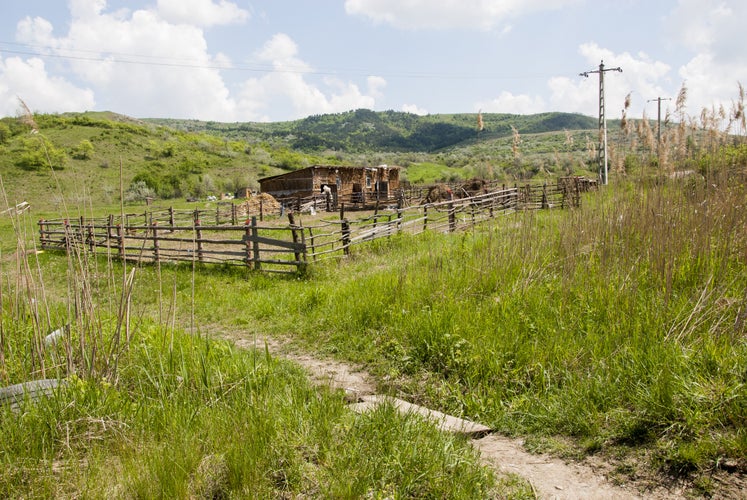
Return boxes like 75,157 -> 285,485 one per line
258,165 -> 400,206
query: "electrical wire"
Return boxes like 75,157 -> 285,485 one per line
0,40 -> 551,81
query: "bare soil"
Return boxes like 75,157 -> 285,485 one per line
227,332 -> 745,499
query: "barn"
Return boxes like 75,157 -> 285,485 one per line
258,165 -> 401,207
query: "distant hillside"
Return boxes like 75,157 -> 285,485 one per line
0,110 -> 600,212
145,110 -> 597,153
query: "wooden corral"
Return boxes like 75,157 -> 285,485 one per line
38,179 -> 594,274
259,165 -> 400,209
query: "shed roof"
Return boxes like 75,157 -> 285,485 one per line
258,165 -> 399,183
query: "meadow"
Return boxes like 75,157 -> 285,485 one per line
0,91 -> 746,497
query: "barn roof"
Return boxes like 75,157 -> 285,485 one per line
258,165 -> 399,183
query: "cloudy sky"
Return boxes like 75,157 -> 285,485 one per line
0,0 -> 745,123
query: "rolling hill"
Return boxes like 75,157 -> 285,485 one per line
0,110 -> 600,212
145,109 -> 597,153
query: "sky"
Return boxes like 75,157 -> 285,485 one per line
0,0 -> 745,124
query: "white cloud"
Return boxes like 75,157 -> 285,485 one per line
344,0 -> 581,30
664,0 -> 747,117
402,103 -> 428,115
367,76 -> 387,99
12,4 -> 238,120
477,91 -> 546,115
4,0 -> 387,122
537,43 -> 673,119
472,43 -> 675,120
157,0 -> 249,27
0,56 -> 95,116
236,34 -> 384,121
16,16 -> 58,49
69,0 -> 108,20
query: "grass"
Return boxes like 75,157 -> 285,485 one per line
0,270 -> 497,498
163,167 -> 744,486
4,164 -> 745,495
2,94 -> 747,496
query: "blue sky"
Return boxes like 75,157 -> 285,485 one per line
1,0 -> 745,124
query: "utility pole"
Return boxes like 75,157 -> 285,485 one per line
580,60 -> 622,185
647,96 -> 671,165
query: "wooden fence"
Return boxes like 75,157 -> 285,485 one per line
264,176 -> 593,215
38,180 -> 588,274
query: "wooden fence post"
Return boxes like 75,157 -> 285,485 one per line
423,204 -> 428,231
288,213 -> 306,273
448,201 -> 456,232
341,219 -> 351,256
87,220 -> 95,253
152,221 -> 160,262
244,219 -> 252,268
106,215 -> 114,250
308,227 -> 317,262
117,224 -> 124,260
169,207 -> 175,230
195,217 -> 204,263
251,216 -> 261,270
63,219 -> 71,253
260,198 -> 264,222
231,204 -> 237,225
38,220 -> 46,250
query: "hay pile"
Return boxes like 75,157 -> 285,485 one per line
424,184 -> 454,203
236,193 -> 281,216
460,178 -> 487,195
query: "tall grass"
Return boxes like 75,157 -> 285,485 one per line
0,323 -> 495,497
0,112 -> 498,497
244,169 -> 746,480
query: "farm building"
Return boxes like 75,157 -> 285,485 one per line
258,165 -> 401,206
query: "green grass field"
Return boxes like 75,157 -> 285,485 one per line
1,105 -> 746,497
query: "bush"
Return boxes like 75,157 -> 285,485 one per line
71,139 -> 94,160
124,180 -> 157,202
14,137 -> 67,170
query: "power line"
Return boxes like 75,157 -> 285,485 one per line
0,41 -> 553,81
580,60 -> 622,186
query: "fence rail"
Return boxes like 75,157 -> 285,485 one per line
39,179 -> 589,274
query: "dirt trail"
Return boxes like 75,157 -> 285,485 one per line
231,334 -> 687,499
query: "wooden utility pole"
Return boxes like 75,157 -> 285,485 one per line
647,96 -> 671,164
581,60 -> 622,185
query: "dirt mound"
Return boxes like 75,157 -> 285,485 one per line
236,193 -> 281,217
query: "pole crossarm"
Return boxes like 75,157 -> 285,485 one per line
647,97 -> 672,164
580,60 -> 622,186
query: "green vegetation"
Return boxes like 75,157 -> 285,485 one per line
0,321 -> 494,497
146,109 -> 596,153
1,89 -> 746,496
0,109 -> 601,210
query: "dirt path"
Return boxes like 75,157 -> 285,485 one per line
230,333 -> 688,499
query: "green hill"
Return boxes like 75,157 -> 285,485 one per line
145,110 -> 597,153
0,110 -> 599,212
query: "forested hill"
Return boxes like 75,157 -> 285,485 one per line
145,110 -> 597,153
